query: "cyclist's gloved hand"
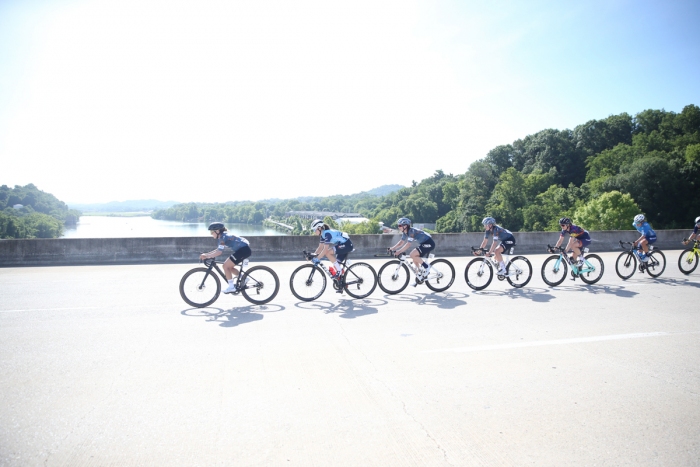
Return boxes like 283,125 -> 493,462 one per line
312,257 -> 320,265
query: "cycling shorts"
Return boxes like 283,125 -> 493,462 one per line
498,236 -> 516,255
334,239 -> 354,262
228,245 -> 252,265
414,238 -> 435,258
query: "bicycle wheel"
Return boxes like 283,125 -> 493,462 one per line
343,262 -> 378,299
179,267 -> 221,308
377,260 -> 410,294
290,264 -> 327,301
678,249 -> 698,275
579,254 -> 604,285
464,257 -> 493,291
615,252 -> 636,280
506,256 -> 532,288
645,250 -> 666,278
425,259 -> 455,292
541,255 -> 567,287
240,265 -> 280,305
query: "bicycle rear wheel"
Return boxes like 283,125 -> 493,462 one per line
506,256 -> 532,288
290,264 -> 326,301
645,250 -> 666,278
241,265 -> 280,305
377,260 -> 410,294
541,255 -> 567,287
678,249 -> 698,275
179,267 -> 221,308
615,251 -> 636,280
425,259 -> 455,292
579,254 -> 604,285
464,257 -> 493,291
343,262 -> 378,299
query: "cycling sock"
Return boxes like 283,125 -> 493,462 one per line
499,261 -> 505,269
422,262 -> 429,269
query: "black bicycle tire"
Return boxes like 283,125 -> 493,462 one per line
343,262 -> 378,299
425,259 -> 455,292
240,265 -> 280,305
377,260 -> 410,294
678,249 -> 699,275
645,250 -> 666,278
579,254 -> 604,285
289,264 -> 327,301
179,267 -> 221,308
615,251 -> 636,280
464,257 -> 493,291
541,255 -> 567,287
506,256 -> 532,288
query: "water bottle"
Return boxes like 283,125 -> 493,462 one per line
329,266 -> 337,276
243,259 -> 249,266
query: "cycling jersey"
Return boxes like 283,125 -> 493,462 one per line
216,233 -> 250,252
320,229 -> 349,246
401,228 -> 431,244
633,221 -> 656,239
484,225 -> 512,240
560,224 -> 588,238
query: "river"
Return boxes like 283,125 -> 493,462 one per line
61,215 -> 287,238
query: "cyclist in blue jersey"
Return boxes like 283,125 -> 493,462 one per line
682,216 -> 700,245
388,217 -> 435,280
477,217 -> 516,276
553,217 -> 591,267
632,214 -> 656,263
309,219 -> 353,281
200,222 -> 252,293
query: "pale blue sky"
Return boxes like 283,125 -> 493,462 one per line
1,0 -> 698,203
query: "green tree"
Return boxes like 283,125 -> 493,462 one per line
573,191 -> 640,230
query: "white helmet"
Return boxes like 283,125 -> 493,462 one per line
310,219 -> 324,230
634,214 -> 645,223
482,217 -> 496,226
695,216 -> 700,225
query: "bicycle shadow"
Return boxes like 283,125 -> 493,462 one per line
181,303 -> 285,328
543,283 -> 639,298
472,287 -> 554,303
651,277 -> 700,289
383,291 -> 468,309
294,298 -> 386,319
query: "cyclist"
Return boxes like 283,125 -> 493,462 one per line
309,219 -> 353,282
552,217 -> 591,267
682,216 -> 700,245
200,222 -> 251,294
632,214 -> 656,263
389,217 -> 435,280
476,217 -> 515,276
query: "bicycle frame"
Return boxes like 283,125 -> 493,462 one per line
304,251 -> 360,289
201,258 -> 251,295
546,245 -> 595,275
471,248 -> 521,277
391,253 -> 438,282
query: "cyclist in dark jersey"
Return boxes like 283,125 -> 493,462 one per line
477,217 -> 515,276
682,216 -> 700,245
389,217 -> 435,279
309,219 -> 353,280
553,217 -> 591,267
200,222 -> 252,293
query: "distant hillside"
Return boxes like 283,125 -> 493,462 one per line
69,200 -> 178,212
360,184 -> 404,197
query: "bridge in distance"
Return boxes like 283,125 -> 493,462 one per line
1,252 -> 699,466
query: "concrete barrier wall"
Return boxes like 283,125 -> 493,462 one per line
0,230 -> 689,267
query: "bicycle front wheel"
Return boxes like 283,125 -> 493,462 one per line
646,250 -> 666,278
579,254 -> 604,285
179,267 -> 221,308
506,256 -> 532,288
615,252 -> 636,280
377,260 -> 410,294
678,249 -> 699,275
464,257 -> 493,291
425,259 -> 455,292
290,264 -> 326,301
241,265 -> 280,305
343,262 -> 378,299
541,255 -> 567,287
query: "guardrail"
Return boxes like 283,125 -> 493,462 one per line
0,230 -> 688,267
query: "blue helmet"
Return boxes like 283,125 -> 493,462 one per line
482,217 -> 496,226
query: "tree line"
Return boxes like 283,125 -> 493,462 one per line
0,184 -> 81,239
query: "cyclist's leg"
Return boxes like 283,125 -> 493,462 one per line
638,237 -> 649,254
567,237 -> 581,258
225,246 -> 251,279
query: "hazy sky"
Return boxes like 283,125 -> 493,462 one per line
1,0 -> 698,204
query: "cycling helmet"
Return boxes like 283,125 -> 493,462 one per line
559,217 -> 572,226
397,217 -> 411,226
310,219 -> 324,231
634,214 -> 645,223
695,216 -> 700,225
482,217 -> 496,226
208,222 -> 225,232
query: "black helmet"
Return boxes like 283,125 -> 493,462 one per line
559,217 -> 572,226
208,222 -> 225,232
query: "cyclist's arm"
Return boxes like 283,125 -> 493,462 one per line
554,233 -> 565,248
390,239 -> 407,252
200,249 -> 222,260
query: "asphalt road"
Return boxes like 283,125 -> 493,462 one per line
1,251 -> 699,466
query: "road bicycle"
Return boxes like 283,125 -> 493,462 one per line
615,241 -> 666,279
541,245 -> 604,286
464,247 -> 532,291
678,238 -> 700,275
376,251 -> 455,294
289,251 -> 378,301
179,258 -> 280,307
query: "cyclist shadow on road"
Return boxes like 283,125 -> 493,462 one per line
181,304 -> 285,328
383,291 -> 468,309
472,287 -> 554,303
294,298 -> 386,319
651,277 -> 700,289
545,284 -> 639,298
